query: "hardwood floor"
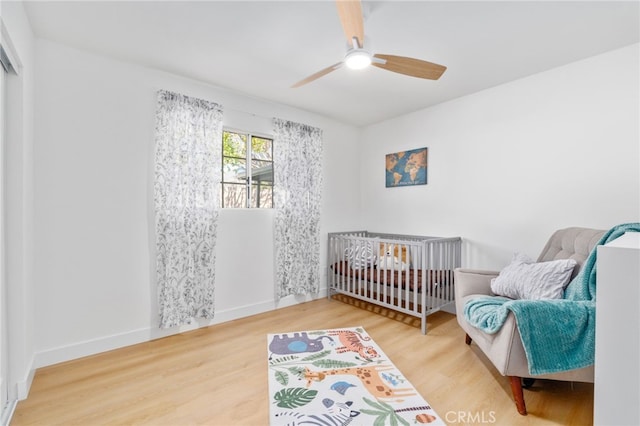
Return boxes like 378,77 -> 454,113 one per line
13,295 -> 593,425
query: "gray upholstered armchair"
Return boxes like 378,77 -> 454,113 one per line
454,227 -> 605,415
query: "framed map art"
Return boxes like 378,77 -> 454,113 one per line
385,147 -> 428,187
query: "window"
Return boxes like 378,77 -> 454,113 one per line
222,130 -> 274,208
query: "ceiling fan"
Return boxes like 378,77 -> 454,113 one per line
292,0 -> 447,88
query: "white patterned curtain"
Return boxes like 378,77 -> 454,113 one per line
154,90 -> 223,328
273,118 -> 323,299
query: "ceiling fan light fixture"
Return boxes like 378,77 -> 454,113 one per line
291,0 -> 447,87
344,50 -> 371,70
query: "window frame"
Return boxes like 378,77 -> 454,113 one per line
221,128 -> 274,209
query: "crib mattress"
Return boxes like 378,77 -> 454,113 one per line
330,261 -> 453,291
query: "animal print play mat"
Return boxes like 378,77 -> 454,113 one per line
267,326 -> 443,425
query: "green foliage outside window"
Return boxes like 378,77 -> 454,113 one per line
222,130 -> 273,208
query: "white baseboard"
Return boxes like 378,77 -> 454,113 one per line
34,326 -> 152,369
0,399 -> 17,426
442,302 -> 456,315
0,356 -> 34,425
34,289 -> 327,369
16,357 -> 35,400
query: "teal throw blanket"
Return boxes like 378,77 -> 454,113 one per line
464,223 -> 640,375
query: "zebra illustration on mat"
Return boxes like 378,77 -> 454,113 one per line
273,398 -> 360,425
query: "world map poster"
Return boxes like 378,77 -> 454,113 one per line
385,147 -> 428,187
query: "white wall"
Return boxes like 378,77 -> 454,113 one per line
360,44 -> 640,270
33,39 -> 361,368
1,0 -> 36,402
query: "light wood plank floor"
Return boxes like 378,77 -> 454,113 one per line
13,295 -> 593,425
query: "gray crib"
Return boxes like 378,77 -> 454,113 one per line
327,231 -> 462,334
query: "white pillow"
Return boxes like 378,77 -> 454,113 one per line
490,253 -> 578,300
344,243 -> 377,270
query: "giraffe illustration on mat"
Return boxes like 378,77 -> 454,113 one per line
303,365 -> 416,401
327,329 -> 379,359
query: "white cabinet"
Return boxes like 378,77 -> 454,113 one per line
594,232 -> 640,426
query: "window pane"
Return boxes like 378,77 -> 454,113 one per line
250,160 -> 273,183
222,183 -> 247,208
221,131 -> 274,209
251,182 -> 273,209
223,157 -> 247,183
251,136 -> 272,161
223,131 -> 247,158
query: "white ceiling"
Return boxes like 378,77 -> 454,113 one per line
23,0 -> 640,126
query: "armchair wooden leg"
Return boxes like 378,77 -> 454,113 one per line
509,376 -> 527,415
465,333 -> 472,345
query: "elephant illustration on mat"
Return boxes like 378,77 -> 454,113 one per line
269,332 -> 334,356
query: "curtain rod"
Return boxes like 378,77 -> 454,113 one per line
224,106 -> 274,121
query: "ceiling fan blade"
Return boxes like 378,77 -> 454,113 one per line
372,54 -> 447,80
291,62 -> 343,88
336,0 -> 365,48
